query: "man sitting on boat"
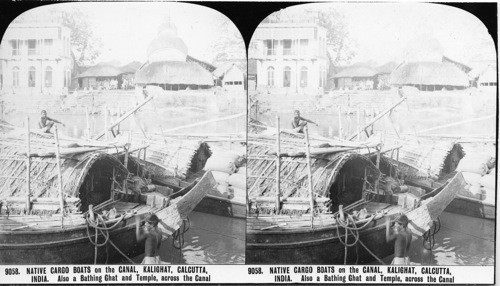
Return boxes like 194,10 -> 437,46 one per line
386,214 -> 412,265
136,214 -> 163,264
38,110 -> 65,133
291,110 -> 318,133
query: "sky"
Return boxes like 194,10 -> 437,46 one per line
6,2 -> 495,67
12,2 -> 245,65
274,3 -> 496,66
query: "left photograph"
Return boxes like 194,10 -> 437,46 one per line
0,2 -> 246,264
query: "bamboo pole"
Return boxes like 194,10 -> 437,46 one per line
53,126 -> 65,228
25,116 -> 31,213
338,105 -> 342,139
347,96 -> 407,140
160,112 -> 245,133
414,114 -> 495,134
104,105 -> 108,141
275,116 -> 281,213
356,106 -> 360,141
94,95 -> 154,140
85,107 -> 91,139
304,126 -> 315,228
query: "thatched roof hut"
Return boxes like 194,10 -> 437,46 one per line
389,62 -> 469,90
0,133 -> 128,214
247,140 -> 380,214
76,65 -> 123,78
378,135 -> 464,181
120,61 -> 143,74
331,66 -> 378,79
134,61 -> 214,87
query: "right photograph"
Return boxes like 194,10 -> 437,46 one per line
246,3 -> 496,265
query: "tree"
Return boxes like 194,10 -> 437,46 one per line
208,14 -> 246,70
53,8 -> 103,66
308,8 -> 356,66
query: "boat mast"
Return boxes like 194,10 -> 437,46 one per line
275,116 -> 281,213
25,116 -> 31,213
304,126 -> 315,227
54,126 -> 65,228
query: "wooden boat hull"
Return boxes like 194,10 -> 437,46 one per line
445,195 -> 495,220
246,172 -> 464,264
0,219 -> 142,264
246,219 -> 392,264
0,172 -> 215,264
195,195 -> 246,219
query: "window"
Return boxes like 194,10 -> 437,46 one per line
45,67 -> 53,87
28,40 -> 37,56
12,67 -> 19,87
44,39 -> 53,55
300,67 -> 308,88
10,40 -> 19,56
28,67 -> 36,87
283,40 -> 292,56
267,67 -> 275,87
264,40 -> 277,56
283,67 -> 291,87
299,39 -> 308,56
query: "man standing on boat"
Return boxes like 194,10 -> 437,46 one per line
291,110 -> 318,133
136,214 -> 163,264
39,110 -> 65,133
386,214 -> 412,265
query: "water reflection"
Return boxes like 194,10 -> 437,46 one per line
381,212 -> 494,265
133,212 -> 245,264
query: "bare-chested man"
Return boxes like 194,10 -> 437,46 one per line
291,110 -> 318,133
135,213 -> 163,264
386,214 -> 412,265
39,110 -> 64,133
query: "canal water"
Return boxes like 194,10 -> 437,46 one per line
4,108 -> 246,138
132,212 -> 246,264
380,211 -> 495,266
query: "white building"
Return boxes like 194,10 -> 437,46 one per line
213,63 -> 245,91
249,22 -> 328,95
0,18 -> 73,97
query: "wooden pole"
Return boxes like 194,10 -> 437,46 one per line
338,105 -> 342,139
54,126 -> 65,228
160,112 -> 245,134
414,114 -> 495,134
304,126 -> 315,227
94,95 -> 154,140
275,116 -> 281,213
103,105 -> 108,141
347,96 -> 407,140
356,106 -> 360,141
25,116 -> 31,213
85,107 -> 91,139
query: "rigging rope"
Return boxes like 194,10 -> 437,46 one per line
423,217 -> 441,250
85,212 -> 136,264
334,211 -> 386,265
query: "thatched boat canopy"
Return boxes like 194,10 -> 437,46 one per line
130,136 -> 211,180
389,62 -> 469,88
248,139 -> 380,213
0,131 -> 128,213
134,61 -> 214,86
379,135 -> 464,180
